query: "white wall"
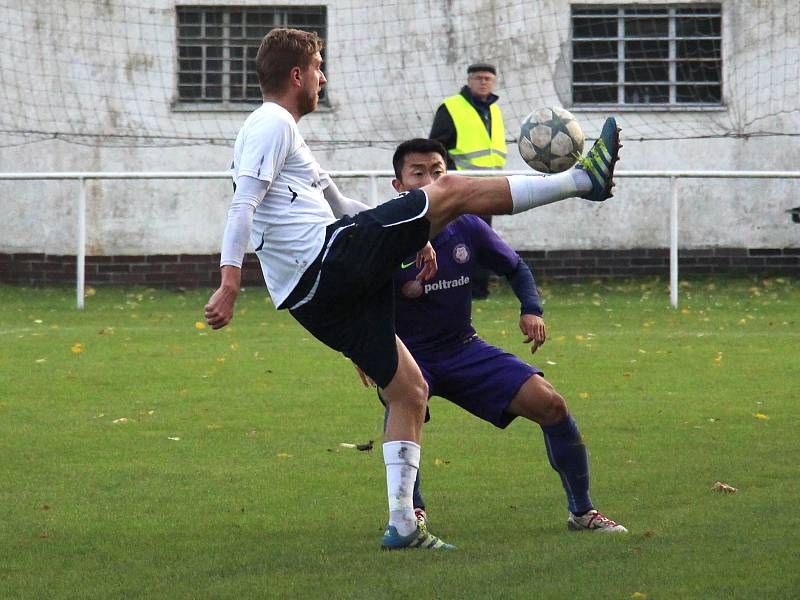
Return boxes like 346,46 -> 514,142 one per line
1,0 -> 798,255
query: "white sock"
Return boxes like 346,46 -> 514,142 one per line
383,440 -> 420,536
507,169 -> 592,214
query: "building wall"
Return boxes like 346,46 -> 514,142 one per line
1,0 -> 798,262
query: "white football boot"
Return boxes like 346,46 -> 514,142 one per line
568,509 -> 628,533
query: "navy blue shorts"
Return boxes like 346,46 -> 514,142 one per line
287,189 -> 430,388
417,337 -> 543,428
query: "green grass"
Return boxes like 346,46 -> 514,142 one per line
1,276 -> 798,599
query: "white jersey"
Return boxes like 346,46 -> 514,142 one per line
231,102 -> 336,306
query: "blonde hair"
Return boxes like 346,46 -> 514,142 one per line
256,28 -> 323,96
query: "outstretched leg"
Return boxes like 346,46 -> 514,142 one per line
422,117 -> 621,237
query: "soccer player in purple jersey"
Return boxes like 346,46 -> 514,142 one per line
357,138 -> 627,533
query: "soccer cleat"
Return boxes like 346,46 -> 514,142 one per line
575,117 -> 621,202
568,509 -> 628,533
381,521 -> 456,550
414,508 -> 428,529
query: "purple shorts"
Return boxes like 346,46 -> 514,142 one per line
416,336 -> 542,429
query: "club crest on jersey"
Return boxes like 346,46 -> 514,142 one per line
453,244 -> 470,264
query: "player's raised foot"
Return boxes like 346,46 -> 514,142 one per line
414,508 -> 429,529
381,521 -> 455,550
567,509 -> 628,533
575,117 -> 621,203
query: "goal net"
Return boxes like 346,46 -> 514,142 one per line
1,1 -> 798,150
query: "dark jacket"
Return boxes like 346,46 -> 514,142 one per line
429,85 -> 501,170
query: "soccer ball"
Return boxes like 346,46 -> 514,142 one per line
518,107 -> 584,173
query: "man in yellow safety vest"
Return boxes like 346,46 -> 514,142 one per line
430,62 -> 507,298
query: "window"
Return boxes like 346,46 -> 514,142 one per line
572,5 -> 722,106
176,5 -> 327,107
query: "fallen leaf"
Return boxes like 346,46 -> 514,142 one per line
754,412 -> 769,420
434,458 -> 450,466
546,360 -> 557,365
277,452 -> 291,459
578,392 -> 590,399
35,358 -> 46,364
632,592 -> 647,599
70,343 -> 84,353
711,481 -> 737,493
112,417 -> 131,424
194,322 -> 207,330
168,436 -> 180,441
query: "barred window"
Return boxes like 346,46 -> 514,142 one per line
176,5 -> 327,107
572,5 -> 722,106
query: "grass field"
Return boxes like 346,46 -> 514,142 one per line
1,276 -> 798,599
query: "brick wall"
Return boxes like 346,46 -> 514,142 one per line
1,248 -> 798,288
517,248 -> 800,280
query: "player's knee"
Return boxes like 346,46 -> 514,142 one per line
537,383 -> 568,426
547,390 -> 569,423
408,377 -> 429,412
430,174 -> 467,207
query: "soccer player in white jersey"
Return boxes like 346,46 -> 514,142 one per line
204,28 -> 622,550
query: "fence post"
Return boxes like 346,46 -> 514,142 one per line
670,176 -> 679,309
77,177 -> 86,310
369,174 -> 378,206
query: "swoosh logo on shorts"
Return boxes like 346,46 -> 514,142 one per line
401,260 -> 416,269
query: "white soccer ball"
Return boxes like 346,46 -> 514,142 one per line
518,107 -> 585,173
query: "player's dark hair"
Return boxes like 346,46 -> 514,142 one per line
392,138 -> 449,180
256,28 -> 322,96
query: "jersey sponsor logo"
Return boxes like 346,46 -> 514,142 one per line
401,279 -> 424,298
453,244 -> 470,264
288,185 -> 298,203
423,275 -> 470,295
400,259 -> 416,269
390,191 -> 410,201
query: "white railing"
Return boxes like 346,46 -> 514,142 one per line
2,170 -> 799,309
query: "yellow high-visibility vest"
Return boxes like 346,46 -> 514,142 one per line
442,94 -> 507,170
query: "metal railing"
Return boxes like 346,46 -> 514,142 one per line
2,170 -> 799,309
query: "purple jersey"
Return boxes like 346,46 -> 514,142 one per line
393,215 -> 520,356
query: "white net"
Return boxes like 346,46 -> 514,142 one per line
1,1 -> 798,150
